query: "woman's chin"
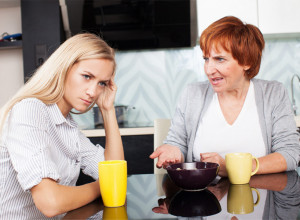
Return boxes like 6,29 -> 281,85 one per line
73,106 -> 89,113
212,87 -> 224,94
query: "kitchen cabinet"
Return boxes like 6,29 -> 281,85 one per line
258,0 -> 300,35
197,0 -> 258,36
89,135 -> 154,174
197,0 -> 300,37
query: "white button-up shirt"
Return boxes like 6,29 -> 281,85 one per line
0,98 -> 104,219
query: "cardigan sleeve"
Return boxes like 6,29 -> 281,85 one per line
164,86 -> 189,158
269,82 -> 300,170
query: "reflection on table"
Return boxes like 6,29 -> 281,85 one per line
8,170 -> 299,219
63,170 -> 300,220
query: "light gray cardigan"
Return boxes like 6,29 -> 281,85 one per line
164,78 -> 300,171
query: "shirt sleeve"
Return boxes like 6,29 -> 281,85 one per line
164,86 -> 189,158
270,83 -> 300,170
78,131 -> 105,180
5,99 -> 60,192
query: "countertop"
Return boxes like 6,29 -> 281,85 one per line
66,171 -> 300,219
82,116 -> 300,137
81,122 -> 154,137
3,170 -> 300,219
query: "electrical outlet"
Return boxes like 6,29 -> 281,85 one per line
35,44 -> 47,67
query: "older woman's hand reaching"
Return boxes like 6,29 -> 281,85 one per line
150,144 -> 184,169
200,153 -> 227,176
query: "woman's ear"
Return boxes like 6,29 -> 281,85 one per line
244,65 -> 251,71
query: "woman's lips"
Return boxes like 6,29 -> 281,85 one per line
211,77 -> 223,85
81,98 -> 92,105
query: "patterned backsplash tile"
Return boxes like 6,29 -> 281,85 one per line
73,38 -> 300,128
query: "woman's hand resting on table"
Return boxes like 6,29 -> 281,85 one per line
149,144 -> 184,168
200,152 -> 227,177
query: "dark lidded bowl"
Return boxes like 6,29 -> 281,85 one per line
166,162 -> 219,191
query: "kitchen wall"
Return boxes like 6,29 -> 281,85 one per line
1,4 -> 300,128
116,38 -> 300,123
74,37 -> 300,128
0,5 -> 23,107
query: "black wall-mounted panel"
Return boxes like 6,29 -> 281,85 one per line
21,0 -> 65,82
65,0 -> 198,51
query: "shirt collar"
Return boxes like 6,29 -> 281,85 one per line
48,104 -> 77,128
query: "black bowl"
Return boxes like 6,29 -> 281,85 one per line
166,162 -> 219,190
168,189 -> 221,217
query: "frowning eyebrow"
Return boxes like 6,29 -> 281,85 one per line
83,70 -> 94,77
83,71 -> 110,83
99,80 -> 110,84
212,55 -> 226,60
212,54 -> 226,58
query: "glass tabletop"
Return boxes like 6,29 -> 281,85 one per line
64,168 -> 300,219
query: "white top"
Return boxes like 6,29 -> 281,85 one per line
193,81 -> 266,161
0,98 -> 104,219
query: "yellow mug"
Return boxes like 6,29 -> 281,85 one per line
103,206 -> 128,220
227,184 -> 260,214
225,153 -> 259,184
98,160 -> 127,207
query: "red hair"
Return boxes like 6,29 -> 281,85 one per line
200,16 -> 265,79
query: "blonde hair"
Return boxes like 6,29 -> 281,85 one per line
0,33 -> 115,134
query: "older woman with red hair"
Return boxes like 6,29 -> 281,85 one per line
150,16 -> 300,176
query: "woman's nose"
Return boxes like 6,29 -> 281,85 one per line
205,61 -> 216,75
86,85 -> 97,97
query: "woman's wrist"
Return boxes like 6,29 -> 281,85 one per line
99,107 -> 116,120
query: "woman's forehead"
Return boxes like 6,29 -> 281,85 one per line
203,42 -> 230,56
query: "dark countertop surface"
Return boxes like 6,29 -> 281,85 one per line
64,170 -> 300,219
5,169 -> 300,219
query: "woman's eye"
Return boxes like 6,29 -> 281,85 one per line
217,57 -> 224,62
203,57 -> 209,61
83,74 -> 90,80
98,82 -> 107,87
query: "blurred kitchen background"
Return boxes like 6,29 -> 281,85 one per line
1,0 -> 300,129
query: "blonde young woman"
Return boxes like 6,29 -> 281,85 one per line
0,33 -> 124,218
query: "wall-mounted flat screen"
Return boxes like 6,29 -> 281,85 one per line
63,0 -> 198,50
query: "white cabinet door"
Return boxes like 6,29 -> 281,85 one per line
258,0 -> 300,34
197,0 -> 258,37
